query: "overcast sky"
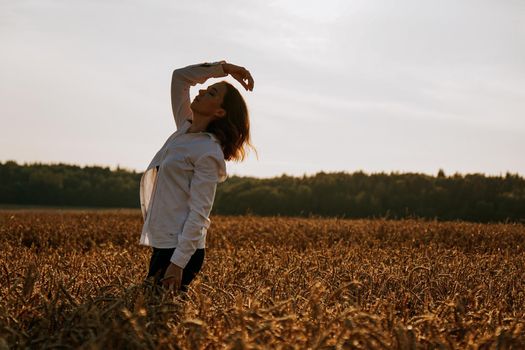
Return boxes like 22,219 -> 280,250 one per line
1,0 -> 524,178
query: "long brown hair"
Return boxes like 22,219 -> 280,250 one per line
206,81 -> 258,161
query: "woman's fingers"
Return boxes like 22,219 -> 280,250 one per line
243,68 -> 254,91
234,74 -> 249,90
161,263 -> 183,290
247,74 -> 254,91
228,65 -> 254,91
234,72 -> 254,91
161,275 -> 180,290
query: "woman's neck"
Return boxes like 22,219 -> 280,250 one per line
186,114 -> 209,133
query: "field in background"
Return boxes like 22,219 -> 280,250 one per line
0,210 -> 524,349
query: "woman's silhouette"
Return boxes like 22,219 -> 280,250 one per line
139,60 -> 255,292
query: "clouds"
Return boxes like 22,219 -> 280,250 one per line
0,0 -> 524,176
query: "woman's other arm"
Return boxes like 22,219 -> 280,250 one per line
169,151 -> 226,269
161,151 -> 226,291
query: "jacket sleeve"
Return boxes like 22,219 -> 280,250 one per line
171,61 -> 228,130
170,151 -> 227,269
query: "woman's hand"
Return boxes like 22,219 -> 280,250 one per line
161,263 -> 183,291
222,63 -> 254,91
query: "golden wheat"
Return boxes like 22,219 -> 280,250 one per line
0,210 -> 523,349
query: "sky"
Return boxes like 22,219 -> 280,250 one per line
1,0 -> 524,178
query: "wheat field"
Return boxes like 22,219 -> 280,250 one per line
0,210 -> 524,349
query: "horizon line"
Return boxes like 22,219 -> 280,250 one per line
1,159 -> 523,179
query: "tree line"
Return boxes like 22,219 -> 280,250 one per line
1,161 -> 524,222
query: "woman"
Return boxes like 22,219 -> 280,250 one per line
139,60 -> 255,292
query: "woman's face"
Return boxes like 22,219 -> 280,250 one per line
190,82 -> 228,119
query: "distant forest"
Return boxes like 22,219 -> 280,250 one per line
1,161 -> 524,223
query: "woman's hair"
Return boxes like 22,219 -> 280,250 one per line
206,81 -> 258,161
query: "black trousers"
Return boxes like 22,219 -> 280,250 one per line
146,247 -> 205,292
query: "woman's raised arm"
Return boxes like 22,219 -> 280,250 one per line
170,61 -> 228,129
170,61 -> 255,129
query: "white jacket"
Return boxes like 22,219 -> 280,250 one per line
139,61 -> 228,269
